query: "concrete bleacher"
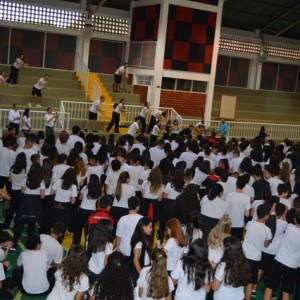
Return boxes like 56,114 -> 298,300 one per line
212,86 -> 300,124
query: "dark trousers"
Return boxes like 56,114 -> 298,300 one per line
45,126 -> 54,137
107,112 -> 120,132
150,134 -> 157,146
201,215 -> 220,242
40,195 -> 55,234
7,65 -> 19,84
72,208 -> 95,245
3,190 -> 22,230
231,227 -> 244,241
110,206 -> 129,223
0,176 -> 12,193
139,116 -> 146,130
147,115 -> 156,134
12,220 -> 36,246
140,198 -> 160,224
295,267 -> 300,300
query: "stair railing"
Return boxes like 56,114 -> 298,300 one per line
75,52 -> 89,94
91,80 -> 101,101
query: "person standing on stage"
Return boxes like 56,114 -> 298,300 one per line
147,109 -> 166,134
218,118 -> 229,140
139,102 -> 151,131
28,74 -> 49,108
7,54 -> 27,85
8,104 -> 21,135
106,98 -> 126,133
114,62 -> 128,93
45,108 -> 58,137
85,96 -> 106,133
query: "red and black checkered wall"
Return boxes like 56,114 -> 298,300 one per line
89,39 -> 125,74
164,5 -> 216,73
131,5 -> 160,41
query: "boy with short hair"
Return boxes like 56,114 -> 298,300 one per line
243,204 -> 272,300
264,209 -> 300,300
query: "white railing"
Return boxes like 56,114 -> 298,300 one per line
91,80 -> 101,101
74,52 -> 89,93
0,109 -> 70,132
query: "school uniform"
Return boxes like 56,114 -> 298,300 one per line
106,103 -> 124,133
0,147 -> 16,192
164,238 -> 188,272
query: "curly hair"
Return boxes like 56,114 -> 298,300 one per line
207,216 -> 231,249
147,248 -> 169,298
220,236 -> 251,287
92,252 -> 133,300
182,239 -> 212,290
60,245 -> 88,292
148,168 -> 163,195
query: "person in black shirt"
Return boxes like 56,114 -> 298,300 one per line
252,169 -> 270,200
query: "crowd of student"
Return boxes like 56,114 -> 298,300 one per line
0,123 -> 299,300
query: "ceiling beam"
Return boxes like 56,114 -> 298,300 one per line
91,0 -> 107,14
275,18 -> 300,36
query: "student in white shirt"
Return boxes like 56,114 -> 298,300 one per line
12,235 -> 50,296
171,238 -> 212,300
50,168 -> 78,241
7,54 -> 26,85
149,139 -> 166,167
226,176 -> 251,240
52,154 -> 70,180
116,196 -> 143,258
277,183 -> 291,209
163,218 -> 188,272
47,245 -> 89,300
125,117 -> 140,146
138,248 -> 174,300
87,219 -> 113,284
113,62 -> 128,93
264,209 -> 300,300
29,74 -> 49,107
242,204 -> 272,300
15,133 -> 37,167
85,96 -> 106,132
73,174 -> 102,245
85,155 -> 104,183
8,103 -> 21,135
131,134 -> 146,154
140,168 -> 164,225
12,163 -> 45,247
178,142 -> 198,169
111,171 -> 135,221
21,108 -> 31,132
138,102 -> 150,131
212,236 -> 251,300
127,154 -> 144,197
105,159 -> 121,197
150,119 -> 162,146
106,98 -> 126,133
44,107 -> 58,137
201,183 -> 227,241
182,211 -> 203,248
66,126 -> 85,149
130,217 -> 153,284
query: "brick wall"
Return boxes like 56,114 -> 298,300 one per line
160,90 -> 206,117
133,85 -> 148,103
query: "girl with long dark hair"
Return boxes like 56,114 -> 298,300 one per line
159,169 -> 184,242
171,238 -> 213,299
3,153 -> 27,231
12,163 -> 45,246
73,174 -> 102,245
137,248 -> 174,300
130,217 -> 153,284
182,210 -> 202,248
47,245 -> 89,299
200,183 -> 227,241
89,251 -> 134,300
111,171 -> 135,221
87,219 -> 113,284
212,236 -> 251,300
21,108 -> 31,132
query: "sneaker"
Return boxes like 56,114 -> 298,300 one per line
28,103 -> 31,107
92,130 -> 98,133
36,104 -> 42,108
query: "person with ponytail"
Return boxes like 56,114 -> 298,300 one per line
200,183 -> 227,241
171,238 -> 212,299
130,217 -> 153,284
89,251 -> 134,300
137,248 -> 174,300
111,171 -> 135,221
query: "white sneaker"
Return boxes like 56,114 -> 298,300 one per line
28,103 -> 31,107
36,104 -> 42,108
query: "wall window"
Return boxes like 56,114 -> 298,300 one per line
162,77 -> 207,92
136,75 -> 153,86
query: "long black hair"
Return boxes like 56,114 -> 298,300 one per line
207,183 -> 223,200
42,158 -> 53,188
61,168 -> 77,190
88,219 -> 113,253
171,169 -> 184,193
26,163 -> 43,190
184,210 -> 202,247
220,236 -> 251,287
11,152 -> 26,174
130,217 -> 153,260
92,252 -> 133,300
87,174 -> 101,200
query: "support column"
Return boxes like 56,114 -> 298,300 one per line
151,0 -> 169,107
204,0 -> 224,122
